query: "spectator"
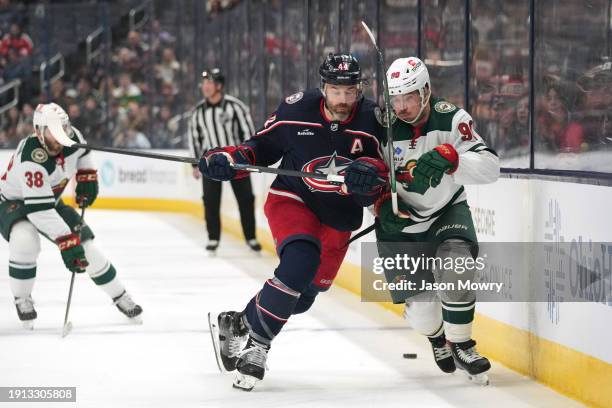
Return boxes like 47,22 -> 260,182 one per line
575,60 -> 612,149
155,47 -> 181,86
76,77 -> 102,106
50,79 -> 68,108
2,105 -> 20,140
114,47 -> 143,80
113,128 -> 151,149
157,80 -> 179,113
3,47 -> 32,99
67,103 -> 87,131
150,104 -> 177,147
81,96 -> 106,144
125,30 -> 148,60
112,73 -> 142,107
537,82 -> 585,153
0,23 -> 33,58
15,102 -> 33,137
146,19 -> 175,57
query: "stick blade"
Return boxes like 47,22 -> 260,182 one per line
61,321 -> 72,338
361,21 -> 377,44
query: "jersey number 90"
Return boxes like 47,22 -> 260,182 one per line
458,120 -> 475,141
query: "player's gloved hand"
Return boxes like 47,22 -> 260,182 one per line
75,169 -> 98,208
198,145 -> 255,181
56,233 -> 88,273
374,192 -> 414,233
343,157 -> 388,195
408,144 -> 458,195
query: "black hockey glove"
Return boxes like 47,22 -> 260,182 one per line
198,145 -> 255,181
343,157 -> 388,196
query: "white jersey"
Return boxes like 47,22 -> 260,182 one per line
384,98 -> 499,233
0,127 -> 94,240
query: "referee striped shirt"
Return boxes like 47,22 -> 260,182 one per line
188,94 -> 256,159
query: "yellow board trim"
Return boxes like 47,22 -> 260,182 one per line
83,196 -> 611,408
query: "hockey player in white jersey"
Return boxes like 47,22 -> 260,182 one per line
0,103 -> 142,329
374,57 -> 499,384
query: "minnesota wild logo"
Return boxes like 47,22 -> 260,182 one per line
397,159 -> 417,188
31,148 -> 48,163
434,101 -> 456,113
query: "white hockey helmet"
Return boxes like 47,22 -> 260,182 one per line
386,57 -> 431,123
33,103 -> 72,149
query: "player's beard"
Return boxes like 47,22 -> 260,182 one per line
325,100 -> 354,121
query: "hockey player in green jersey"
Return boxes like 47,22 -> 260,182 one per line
374,57 -> 499,385
0,103 -> 142,329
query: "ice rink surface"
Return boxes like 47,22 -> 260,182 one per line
0,210 -> 582,408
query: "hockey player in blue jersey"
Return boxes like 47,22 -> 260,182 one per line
199,53 -> 389,390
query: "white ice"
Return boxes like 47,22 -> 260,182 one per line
0,210 -> 582,408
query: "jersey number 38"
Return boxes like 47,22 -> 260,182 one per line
25,171 -> 44,188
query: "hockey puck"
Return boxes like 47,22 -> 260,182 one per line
403,353 -> 417,359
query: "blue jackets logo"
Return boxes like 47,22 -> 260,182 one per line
301,152 -> 351,193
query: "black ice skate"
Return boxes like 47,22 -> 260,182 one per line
428,333 -> 456,373
233,336 -> 270,391
208,311 -> 249,372
246,239 -> 262,254
450,339 -> 491,385
206,240 -> 219,256
112,291 -> 143,323
14,296 -> 37,329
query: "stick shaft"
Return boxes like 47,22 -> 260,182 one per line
72,143 -> 198,164
71,143 -> 344,182
62,205 -> 86,335
361,21 -> 398,214
232,163 -> 344,183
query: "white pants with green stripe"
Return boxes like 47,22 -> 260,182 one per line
9,220 -> 125,300
403,239 -> 476,343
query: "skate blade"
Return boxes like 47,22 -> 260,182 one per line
457,368 -> 489,386
207,250 -> 217,258
207,312 -> 226,373
468,373 -> 489,386
128,315 -> 143,325
22,320 -> 35,330
232,372 -> 258,391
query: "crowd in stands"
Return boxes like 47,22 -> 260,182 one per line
0,1 -> 194,149
0,0 -> 610,173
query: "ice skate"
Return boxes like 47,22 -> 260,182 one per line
113,291 -> 143,323
450,339 -> 491,385
14,296 -> 37,330
206,240 -> 219,257
428,333 -> 455,373
208,311 -> 249,372
246,239 -> 262,255
233,336 -> 269,391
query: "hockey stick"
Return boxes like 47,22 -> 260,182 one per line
61,204 -> 86,338
52,139 -> 345,183
361,21 -> 398,215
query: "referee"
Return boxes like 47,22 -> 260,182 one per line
189,68 -> 261,254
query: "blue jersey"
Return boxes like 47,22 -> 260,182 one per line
244,89 -> 385,231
